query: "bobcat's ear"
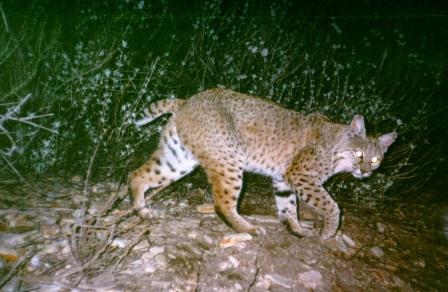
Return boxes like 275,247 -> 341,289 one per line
379,132 -> 397,152
349,114 -> 366,137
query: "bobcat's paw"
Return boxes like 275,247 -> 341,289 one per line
288,221 -> 314,238
246,225 -> 267,236
136,207 -> 164,219
319,226 -> 337,241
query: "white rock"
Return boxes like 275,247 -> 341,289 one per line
70,175 -> 82,184
151,281 -> 171,289
143,261 -> 157,273
29,254 -> 41,268
265,274 -> 293,289
218,261 -> 231,272
255,277 -> 271,289
0,233 -> 25,247
188,231 -> 199,239
149,246 -> 165,256
370,246 -> 384,258
377,222 -> 386,233
196,203 -> 215,214
342,234 -> 356,248
154,254 -> 168,269
414,259 -> 426,268
250,215 -> 280,224
111,238 -> 128,248
203,235 -> 213,245
179,201 -> 189,208
220,233 -> 253,248
298,270 -> 323,289
42,242 -> 60,254
228,256 -> 240,268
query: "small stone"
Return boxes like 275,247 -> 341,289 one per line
377,222 -> 386,233
218,261 -> 231,272
73,194 -> 87,204
40,224 -> 60,238
265,274 -> 293,289
0,246 -> 19,263
336,267 -> 358,289
228,256 -> 240,268
370,246 -> 384,258
28,254 -> 41,271
250,215 -> 280,224
111,238 -> 128,248
342,234 -> 356,248
188,231 -> 199,239
202,234 -> 212,243
151,281 -> 171,289
143,261 -> 157,273
234,283 -> 243,290
218,256 -> 240,271
196,203 -> 215,214
42,242 -> 60,254
220,233 -> 252,248
179,201 -> 189,208
414,259 -> 426,268
5,213 -> 34,232
298,270 -> 323,289
0,233 -> 25,247
385,264 -> 397,272
91,273 -> 116,289
154,254 -> 168,269
142,246 -> 165,259
255,277 -> 271,289
150,246 -> 165,255
70,175 -> 82,184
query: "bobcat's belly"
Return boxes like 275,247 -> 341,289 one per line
245,160 -> 283,179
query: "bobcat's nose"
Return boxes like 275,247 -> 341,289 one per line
360,170 -> 372,178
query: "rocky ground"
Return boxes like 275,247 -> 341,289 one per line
0,172 -> 447,291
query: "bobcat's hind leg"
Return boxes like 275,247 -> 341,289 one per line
273,179 -> 313,237
128,122 -> 198,219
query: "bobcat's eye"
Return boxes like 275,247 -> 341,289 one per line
354,151 -> 363,158
371,156 -> 379,164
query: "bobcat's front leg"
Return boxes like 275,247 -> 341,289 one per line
285,149 -> 340,240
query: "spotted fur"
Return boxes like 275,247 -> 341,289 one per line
128,89 -> 397,239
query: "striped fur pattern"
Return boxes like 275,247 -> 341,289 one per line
128,89 -> 397,240
135,98 -> 186,127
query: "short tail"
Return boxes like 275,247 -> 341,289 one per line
135,98 -> 186,127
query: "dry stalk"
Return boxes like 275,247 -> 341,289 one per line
62,190 -> 148,284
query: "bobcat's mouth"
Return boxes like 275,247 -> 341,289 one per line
352,168 -> 372,179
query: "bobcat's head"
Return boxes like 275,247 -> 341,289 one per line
334,115 -> 397,179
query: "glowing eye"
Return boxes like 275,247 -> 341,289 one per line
371,157 -> 379,163
355,151 -> 363,158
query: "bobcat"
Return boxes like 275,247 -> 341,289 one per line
129,89 -> 396,240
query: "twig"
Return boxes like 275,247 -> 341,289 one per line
0,151 -> 28,184
82,134 -> 103,198
63,225 -> 116,278
111,228 -> 150,272
0,2 -> 9,34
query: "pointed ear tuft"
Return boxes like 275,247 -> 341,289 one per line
349,115 -> 366,136
379,132 -> 397,152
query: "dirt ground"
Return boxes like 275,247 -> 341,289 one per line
0,172 -> 447,291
